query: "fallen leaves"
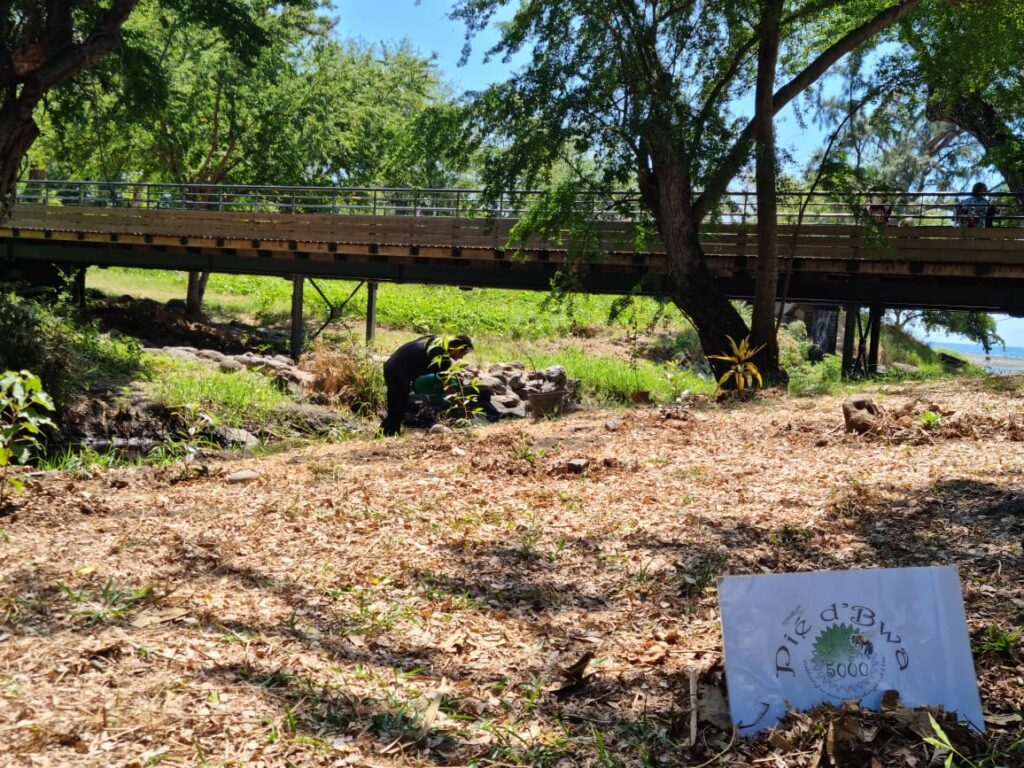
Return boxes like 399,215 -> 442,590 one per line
0,377 -> 1021,766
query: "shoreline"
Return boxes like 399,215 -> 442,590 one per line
954,350 -> 1024,373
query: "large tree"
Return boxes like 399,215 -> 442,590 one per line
903,0 -> 1024,202
0,0 -> 299,222
31,2 -> 475,313
455,0 -> 940,379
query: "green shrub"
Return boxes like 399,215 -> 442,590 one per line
787,355 -> 843,396
0,287 -> 145,411
0,370 -> 55,503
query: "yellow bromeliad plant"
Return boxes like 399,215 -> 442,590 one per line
709,335 -> 765,390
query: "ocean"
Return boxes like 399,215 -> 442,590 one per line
928,340 -> 1024,373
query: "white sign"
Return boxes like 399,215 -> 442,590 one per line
719,566 -> 983,735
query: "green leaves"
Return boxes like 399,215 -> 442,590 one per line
0,369 -> 55,505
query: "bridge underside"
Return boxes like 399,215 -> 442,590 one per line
1,205 -> 1023,313
4,239 -> 1023,313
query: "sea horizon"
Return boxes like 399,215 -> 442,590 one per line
928,340 -> 1024,359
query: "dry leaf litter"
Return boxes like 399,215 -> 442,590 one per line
1,377 -> 1022,767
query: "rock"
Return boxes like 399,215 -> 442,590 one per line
605,417 -> 623,432
430,424 -> 453,435
542,365 -> 568,387
938,352 -> 967,370
162,347 -> 199,362
107,328 -> 123,339
219,359 -> 244,373
843,394 -> 881,434
216,426 -> 259,449
226,469 -> 261,484
567,458 -> 590,474
196,349 -> 226,362
890,362 -> 918,373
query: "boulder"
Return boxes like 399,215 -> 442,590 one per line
843,395 -> 881,434
542,365 -> 568,388
216,426 -> 260,449
219,359 -> 244,373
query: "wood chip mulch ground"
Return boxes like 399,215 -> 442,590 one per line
1,376 -> 1022,767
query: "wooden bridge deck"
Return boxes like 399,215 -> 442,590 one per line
3,204 -> 1024,311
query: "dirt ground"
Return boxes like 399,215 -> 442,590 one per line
1,377 -> 1022,767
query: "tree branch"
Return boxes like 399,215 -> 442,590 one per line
694,0 -> 921,221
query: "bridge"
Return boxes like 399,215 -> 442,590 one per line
3,181 -> 1023,369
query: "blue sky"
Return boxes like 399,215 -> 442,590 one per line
334,2 -> 1024,348
333,1 -> 515,92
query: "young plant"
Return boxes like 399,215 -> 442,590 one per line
919,410 -> 943,430
709,335 -> 765,391
973,624 -> 1023,655
429,336 -> 483,422
164,402 -> 219,475
923,713 -> 974,768
0,370 -> 55,507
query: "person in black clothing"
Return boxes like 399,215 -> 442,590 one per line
380,334 -> 473,436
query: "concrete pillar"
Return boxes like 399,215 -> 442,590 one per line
867,305 -> 883,375
365,281 -> 378,344
841,304 -> 859,377
71,267 -> 86,308
290,275 -> 304,362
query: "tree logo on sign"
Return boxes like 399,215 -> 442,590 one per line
773,602 -> 910,706
805,622 -> 885,699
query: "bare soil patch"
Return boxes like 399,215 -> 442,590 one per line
1,378 -> 1022,766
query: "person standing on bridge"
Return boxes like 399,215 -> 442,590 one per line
955,183 -> 993,228
380,334 -> 474,436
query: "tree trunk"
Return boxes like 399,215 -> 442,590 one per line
647,153 -> 751,382
0,107 -> 42,221
750,0 -> 786,384
185,271 -> 210,317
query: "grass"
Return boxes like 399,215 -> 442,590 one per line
145,355 -> 295,430
87,267 -> 688,340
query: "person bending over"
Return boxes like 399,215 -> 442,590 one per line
380,334 -> 473,436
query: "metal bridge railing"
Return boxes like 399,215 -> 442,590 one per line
13,180 -> 1024,227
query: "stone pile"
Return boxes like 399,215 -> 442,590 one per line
457,362 -> 577,419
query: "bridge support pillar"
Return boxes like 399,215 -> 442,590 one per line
291,275 -> 304,362
70,266 -> 86,308
867,304 -> 883,375
365,281 -> 378,344
841,304 -> 858,377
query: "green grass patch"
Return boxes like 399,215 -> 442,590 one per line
145,355 -> 295,430
787,355 -> 843,396
88,267 -> 691,340
491,344 -> 713,404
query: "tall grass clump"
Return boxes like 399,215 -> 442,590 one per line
147,357 -> 293,429
305,342 -> 384,416
0,286 -> 145,412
